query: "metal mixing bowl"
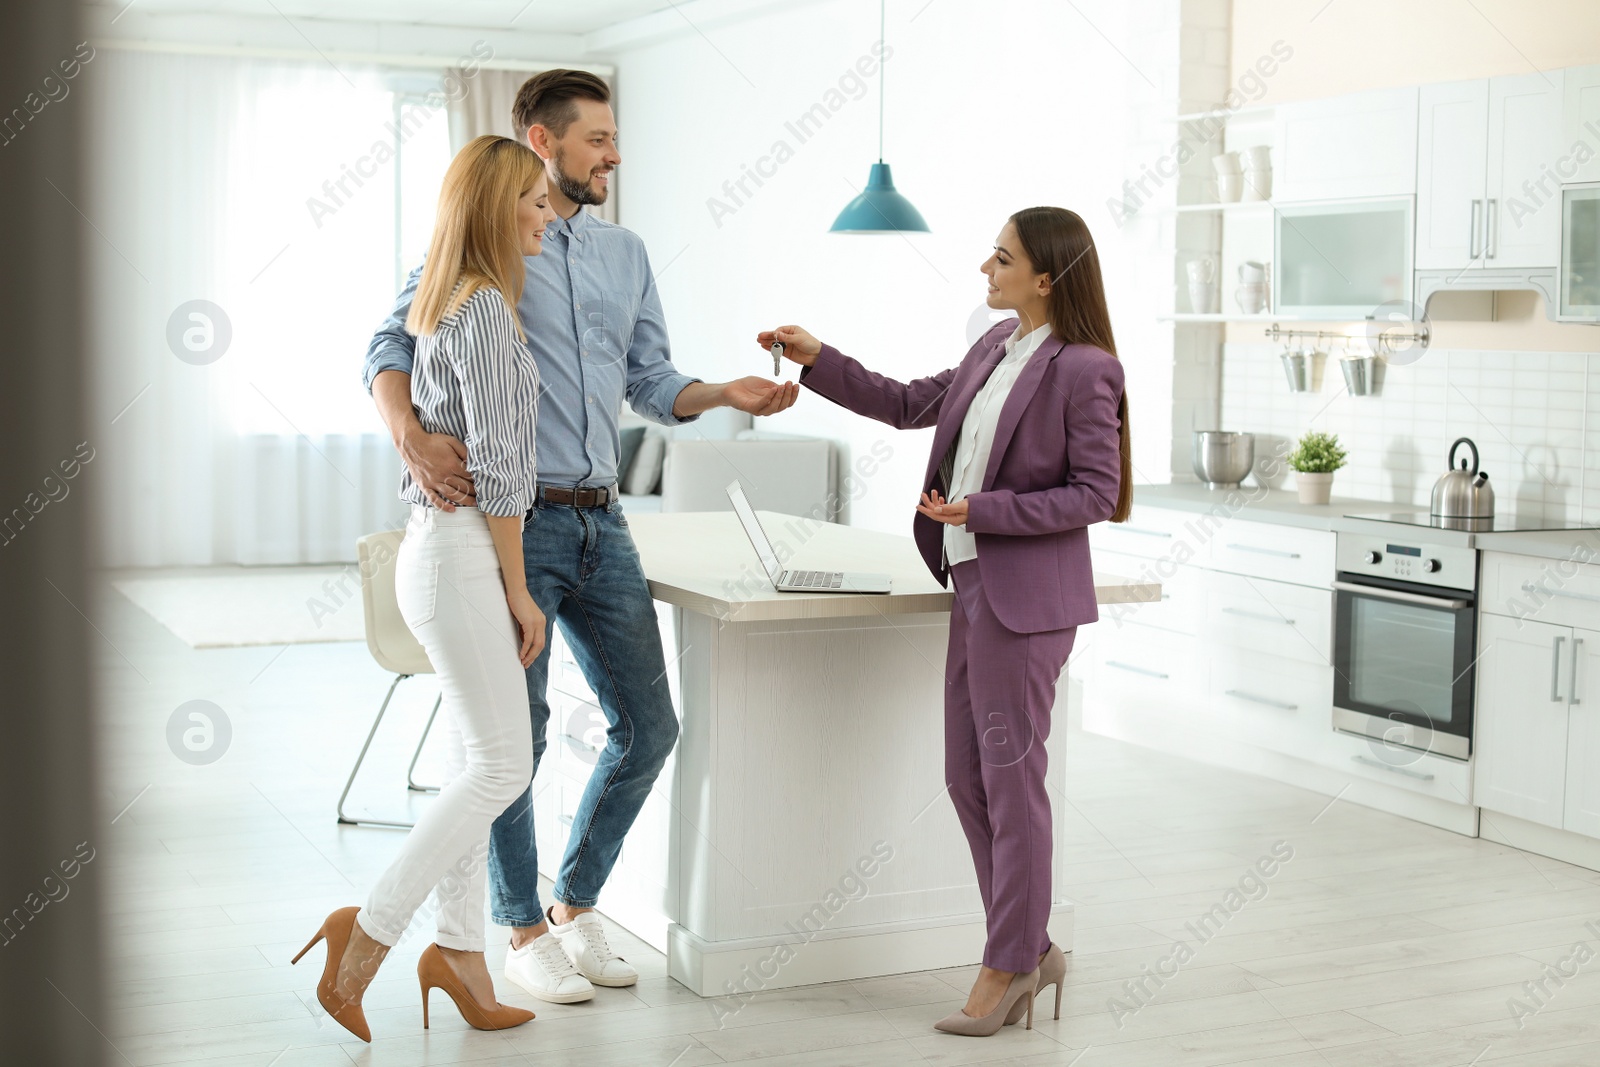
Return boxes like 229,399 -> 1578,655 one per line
1192,430 -> 1255,488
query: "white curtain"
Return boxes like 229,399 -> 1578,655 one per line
445,67 -> 618,225
88,49 -> 440,566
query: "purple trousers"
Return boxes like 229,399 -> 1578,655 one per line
946,558 -> 1078,974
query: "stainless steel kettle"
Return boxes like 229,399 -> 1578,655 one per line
1431,437 -> 1494,519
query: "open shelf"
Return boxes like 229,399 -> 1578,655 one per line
1168,200 -> 1277,214
1159,313 -> 1283,323
1166,104 -> 1276,124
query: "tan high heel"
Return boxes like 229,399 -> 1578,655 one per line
1006,941 -> 1065,1025
418,943 -> 536,1031
933,966 -> 1040,1036
290,905 -> 377,1043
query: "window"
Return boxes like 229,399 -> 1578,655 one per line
222,69 -> 453,436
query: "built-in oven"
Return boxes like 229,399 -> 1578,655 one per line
1331,533 -> 1479,762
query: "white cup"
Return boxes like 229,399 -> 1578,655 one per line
1189,281 -> 1218,315
1211,151 -> 1242,175
1186,257 -> 1216,284
1241,145 -> 1271,170
1234,283 -> 1267,314
1216,172 -> 1243,202
1237,260 -> 1267,283
1242,168 -> 1272,201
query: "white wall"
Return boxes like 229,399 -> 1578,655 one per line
610,0 -> 1172,532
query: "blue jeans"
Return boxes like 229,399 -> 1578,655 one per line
487,496 -> 680,923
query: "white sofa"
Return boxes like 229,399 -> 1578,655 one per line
618,409 -> 839,522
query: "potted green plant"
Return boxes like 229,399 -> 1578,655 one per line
1287,430 -> 1347,505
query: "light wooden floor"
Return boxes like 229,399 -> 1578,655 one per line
71,567 -> 1600,1066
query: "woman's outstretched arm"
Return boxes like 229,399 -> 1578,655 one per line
756,325 -> 955,430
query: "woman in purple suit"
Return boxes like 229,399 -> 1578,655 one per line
757,207 -> 1132,1037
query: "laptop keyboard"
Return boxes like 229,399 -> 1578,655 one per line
784,569 -> 845,589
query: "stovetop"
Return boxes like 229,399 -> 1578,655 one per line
1347,510 -> 1600,533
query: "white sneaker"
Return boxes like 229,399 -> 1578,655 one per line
550,908 -> 638,987
504,931 -> 595,1003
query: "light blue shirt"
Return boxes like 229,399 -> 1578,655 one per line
364,207 -> 702,487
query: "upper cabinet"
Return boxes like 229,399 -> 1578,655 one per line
1563,65 -> 1600,184
1416,72 -> 1564,273
1416,80 -> 1488,270
1273,87 -> 1419,202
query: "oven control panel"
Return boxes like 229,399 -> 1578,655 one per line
1335,535 -> 1477,589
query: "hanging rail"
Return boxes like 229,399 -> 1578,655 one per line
1263,321 -> 1430,356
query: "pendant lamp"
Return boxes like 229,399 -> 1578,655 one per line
829,0 -> 928,233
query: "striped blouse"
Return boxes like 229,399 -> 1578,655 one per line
399,283 -> 540,517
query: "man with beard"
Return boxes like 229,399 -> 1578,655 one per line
362,69 -> 798,1007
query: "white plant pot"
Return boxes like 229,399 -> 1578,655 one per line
1295,471 -> 1334,505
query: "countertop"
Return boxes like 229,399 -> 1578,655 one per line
1128,482 -> 1400,531
628,510 -> 1160,622
1131,481 -> 1600,562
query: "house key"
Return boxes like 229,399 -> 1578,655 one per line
770,341 -> 784,377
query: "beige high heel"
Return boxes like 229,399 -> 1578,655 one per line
933,966 -> 1040,1036
290,906 -> 377,1043
1006,942 -> 1065,1025
418,943 -> 536,1031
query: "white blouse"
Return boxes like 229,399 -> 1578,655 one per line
942,322 -> 1052,568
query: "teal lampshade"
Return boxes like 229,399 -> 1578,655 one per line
829,162 -> 929,233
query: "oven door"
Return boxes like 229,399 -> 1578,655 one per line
1331,573 -> 1477,761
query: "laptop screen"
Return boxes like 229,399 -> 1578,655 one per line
726,480 -> 783,583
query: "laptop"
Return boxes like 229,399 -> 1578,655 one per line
725,480 -> 892,594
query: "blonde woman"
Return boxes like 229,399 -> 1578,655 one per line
292,135 -> 556,1041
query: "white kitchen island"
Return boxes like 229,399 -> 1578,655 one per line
532,509 -> 1157,997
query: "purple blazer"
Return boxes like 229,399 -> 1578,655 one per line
798,320 -> 1125,634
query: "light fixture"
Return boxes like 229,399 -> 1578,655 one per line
829,0 -> 928,234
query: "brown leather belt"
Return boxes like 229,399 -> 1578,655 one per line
537,483 -> 618,507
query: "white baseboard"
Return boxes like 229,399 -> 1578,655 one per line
1478,809 -> 1600,873
666,904 -> 1076,998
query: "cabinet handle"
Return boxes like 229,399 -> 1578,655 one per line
1224,689 -> 1298,710
561,731 -> 600,752
1350,754 -> 1435,781
1487,198 -> 1498,259
1553,635 -> 1566,703
1106,659 -> 1169,679
1225,543 -> 1301,559
1332,581 -> 1470,609
1121,527 -> 1173,539
1573,637 -> 1584,707
559,813 -> 574,827
1470,199 -> 1482,259
1222,606 -> 1294,625
1520,580 -> 1600,604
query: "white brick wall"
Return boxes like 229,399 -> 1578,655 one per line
1217,343 -> 1600,523
1114,0 -> 1231,480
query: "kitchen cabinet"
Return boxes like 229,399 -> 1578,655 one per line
1272,86 -> 1419,202
1084,625 -> 1205,731
1208,647 -> 1332,759
1274,197 -> 1414,319
1203,569 -> 1333,668
1562,65 -> 1600,185
1490,72 -> 1566,268
1416,80 -> 1489,270
1474,613 -> 1571,829
1565,629 -> 1600,838
1559,183 -> 1600,320
1416,73 -> 1563,273
1204,517 -> 1335,587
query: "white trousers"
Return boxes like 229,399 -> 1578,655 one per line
357,505 -> 533,952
